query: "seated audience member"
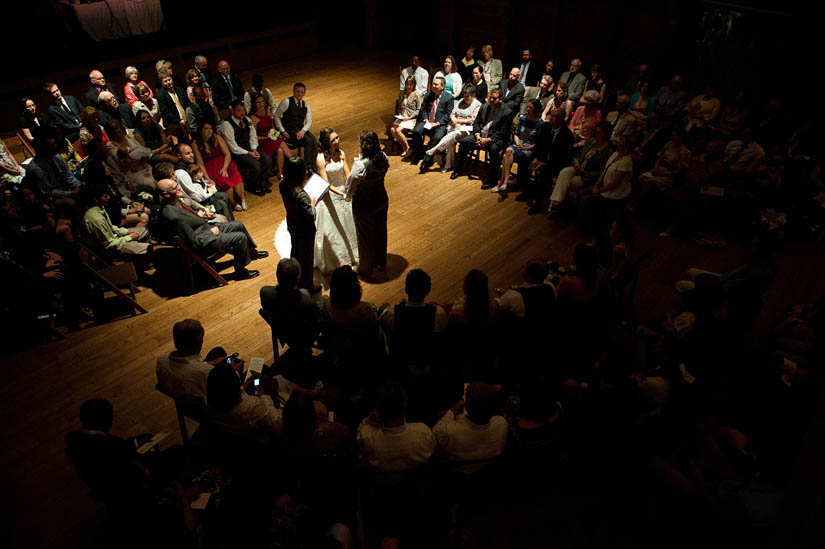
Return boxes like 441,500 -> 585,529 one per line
185,69 -> 212,105
433,382 -> 507,472
541,81 -> 574,124
492,98 -> 543,193
65,399 -> 158,507
624,63 -> 651,95
155,59 -> 185,90
174,143 -> 234,217
274,82 -> 319,170
558,58 -> 587,106
260,258 -> 321,363
0,137 -> 26,187
84,69 -> 121,107
538,59 -> 556,89
522,108 -> 574,213
448,269 -> 525,336
249,92 -> 292,177
97,91 -> 134,129
500,67 -> 526,111
84,154 -> 149,229
19,97 -> 46,144
547,121 -> 614,216
206,364 -> 284,436
578,137 -> 634,230
155,72 -> 190,129
23,131 -> 82,210
451,89 -> 515,189
458,45 -> 480,83
185,83 -> 220,135
44,82 -> 83,142
156,318 -> 243,402
130,84 -> 162,125
157,177 -> 266,279
519,75 -> 554,117
104,119 -> 156,192
480,44 -> 503,91
634,111 -> 669,173
220,100 -> 273,196
639,128 -> 691,194
400,55 -> 430,97
469,65 -> 488,104
356,382 -> 436,472
83,185 -> 150,257
193,55 -> 212,90
555,243 -> 603,304
389,76 -> 423,156
653,75 -> 687,123
210,59 -> 244,113
683,84 -> 720,134
510,259 -> 556,328
134,110 -> 177,164
724,127 -> 765,178
606,93 -> 639,145
410,76 -> 453,168
716,90 -> 749,139
515,48 -> 541,88
379,268 -> 448,364
123,66 -> 153,107
569,90 -> 603,147
153,163 -> 227,222
244,74 -> 278,113
435,55 -> 463,99
192,122 -> 246,209
423,83 -> 481,172
78,107 -> 108,155
583,63 -> 607,108
628,80 -> 655,119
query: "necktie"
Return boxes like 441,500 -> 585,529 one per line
519,64 -> 527,85
171,92 -> 186,121
225,76 -> 234,101
429,95 -> 439,123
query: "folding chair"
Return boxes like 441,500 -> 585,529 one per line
78,243 -> 147,316
155,385 -> 207,447
174,235 -> 228,293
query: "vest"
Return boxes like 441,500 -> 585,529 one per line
282,97 -> 307,133
226,116 -> 251,151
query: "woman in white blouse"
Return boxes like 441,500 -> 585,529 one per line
579,137 -> 634,229
424,84 -> 481,171
435,55 -> 463,99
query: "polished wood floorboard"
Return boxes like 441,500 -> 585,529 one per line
2,50 -> 823,548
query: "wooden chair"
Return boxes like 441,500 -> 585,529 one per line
155,385 -> 207,447
173,235 -> 228,293
78,243 -> 147,316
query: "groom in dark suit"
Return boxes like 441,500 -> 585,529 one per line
412,76 -> 454,171
451,89 -> 515,189
45,82 -> 83,142
157,178 -> 266,280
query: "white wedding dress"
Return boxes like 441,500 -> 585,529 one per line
314,159 -> 359,274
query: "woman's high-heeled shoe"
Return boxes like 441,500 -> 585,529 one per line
491,184 -> 507,193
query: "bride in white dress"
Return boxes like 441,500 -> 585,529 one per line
314,127 -> 359,274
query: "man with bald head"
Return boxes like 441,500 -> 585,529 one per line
558,58 -> 587,106
98,91 -> 134,129
500,67 -> 525,110
158,177 -> 265,280
84,69 -> 121,107
210,60 -> 244,112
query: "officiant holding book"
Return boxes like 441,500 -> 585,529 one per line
345,130 -> 390,280
279,156 -> 319,293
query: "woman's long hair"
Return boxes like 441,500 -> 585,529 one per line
319,126 -> 337,163
359,130 -> 388,170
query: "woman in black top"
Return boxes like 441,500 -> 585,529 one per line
279,156 -> 317,292
19,97 -> 46,144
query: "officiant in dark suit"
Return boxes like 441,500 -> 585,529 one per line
279,157 -> 318,293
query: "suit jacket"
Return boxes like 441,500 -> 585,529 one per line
84,84 -> 121,107
534,124 -> 575,176
100,103 -> 135,129
417,92 -> 453,127
210,73 -> 244,110
500,81 -> 525,110
156,86 -> 192,126
279,182 -> 316,238
260,285 -> 320,353
513,60 -> 542,89
558,71 -> 588,103
161,202 -> 222,253
47,96 -> 83,138
472,103 -> 515,145
485,58 -> 504,90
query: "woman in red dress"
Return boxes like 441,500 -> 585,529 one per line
248,92 -> 293,177
194,121 -> 247,211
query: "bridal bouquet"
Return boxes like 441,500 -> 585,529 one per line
268,128 -> 281,140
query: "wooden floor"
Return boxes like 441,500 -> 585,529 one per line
2,50 -> 823,549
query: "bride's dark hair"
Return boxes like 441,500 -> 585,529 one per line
359,130 -> 388,170
319,126 -> 336,162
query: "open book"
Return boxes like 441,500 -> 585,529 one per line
304,173 -> 330,201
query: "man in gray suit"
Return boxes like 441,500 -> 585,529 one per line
558,58 -> 587,106
158,178 -> 266,280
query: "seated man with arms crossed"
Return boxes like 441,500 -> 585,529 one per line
157,177 -> 266,280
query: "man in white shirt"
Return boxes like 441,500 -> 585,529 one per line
156,319 -> 242,403
243,74 -> 278,113
174,143 -> 233,219
220,100 -> 273,196
274,82 -> 318,171
400,56 -> 429,97
433,382 -> 507,473
356,382 -> 436,472
724,127 -> 765,177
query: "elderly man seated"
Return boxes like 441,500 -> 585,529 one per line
605,93 -> 640,145
157,177 -> 266,280
153,162 -> 231,221
97,91 -> 134,129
